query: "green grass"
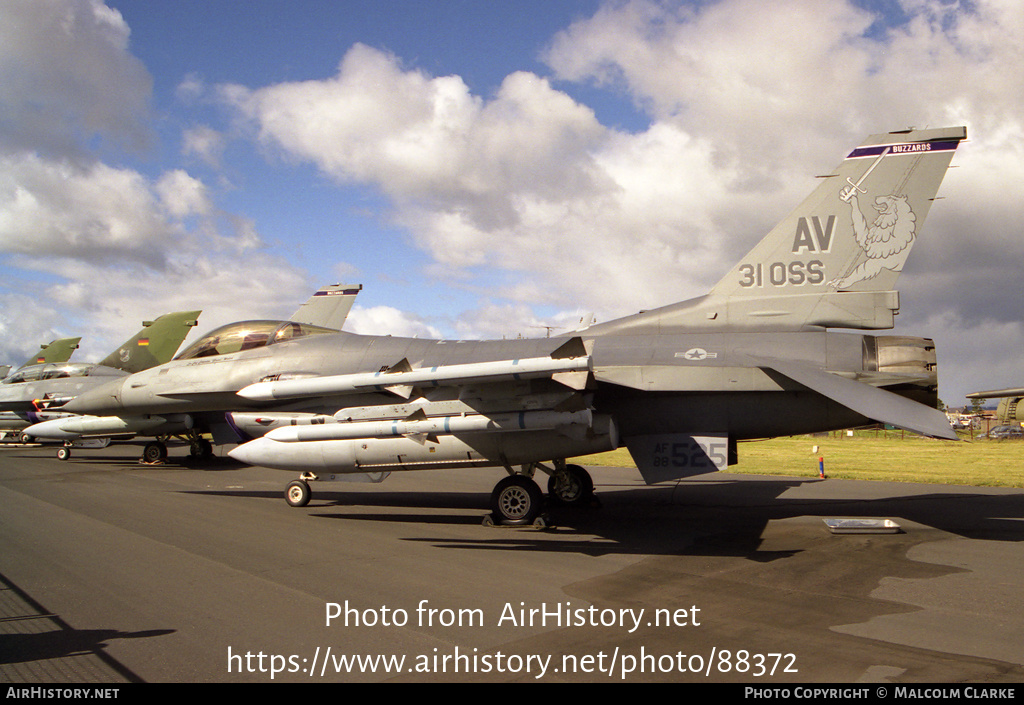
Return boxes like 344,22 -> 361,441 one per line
571,431 -> 1024,488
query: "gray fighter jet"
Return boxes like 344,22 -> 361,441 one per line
0,311 -> 201,442
36,127 -> 965,524
25,284 -> 361,460
0,337 -> 81,439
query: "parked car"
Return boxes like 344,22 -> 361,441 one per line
977,425 -> 1024,440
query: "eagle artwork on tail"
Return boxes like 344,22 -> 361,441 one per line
829,189 -> 917,290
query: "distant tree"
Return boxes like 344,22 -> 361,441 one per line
970,397 -> 986,415
937,398 -> 946,412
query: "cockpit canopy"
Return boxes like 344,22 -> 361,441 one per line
1,362 -> 123,385
174,320 -> 337,360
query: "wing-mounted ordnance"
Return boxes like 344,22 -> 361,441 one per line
24,413 -> 195,440
262,408 -> 594,444
228,336 -> 610,491
237,336 -> 593,402
227,410 -> 617,477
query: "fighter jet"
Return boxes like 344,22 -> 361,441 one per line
0,338 -> 83,439
25,284 -> 361,460
37,127 -> 965,524
8,336 -> 83,370
0,311 -> 201,443
1,335 -> 81,383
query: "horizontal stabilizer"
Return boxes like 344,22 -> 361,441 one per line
752,356 -> 957,440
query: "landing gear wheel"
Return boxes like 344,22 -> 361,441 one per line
285,480 -> 311,507
56,446 -> 71,461
142,441 -> 167,464
547,464 -> 594,506
189,439 -> 213,458
491,475 -> 543,525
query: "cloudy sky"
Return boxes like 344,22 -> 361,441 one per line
1,0 -> 1022,406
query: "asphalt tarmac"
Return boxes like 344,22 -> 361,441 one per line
1,442 -> 1023,683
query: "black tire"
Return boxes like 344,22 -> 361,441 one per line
491,475 -> 543,525
142,441 -> 167,463
190,439 -> 213,458
56,446 -> 71,461
547,464 -> 594,506
285,480 -> 311,507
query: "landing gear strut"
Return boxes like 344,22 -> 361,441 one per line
547,463 -> 594,506
189,438 -> 213,458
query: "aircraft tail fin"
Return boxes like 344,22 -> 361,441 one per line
98,310 -> 201,373
712,126 -> 965,300
289,284 -> 362,330
22,337 -> 81,368
592,127 -> 966,334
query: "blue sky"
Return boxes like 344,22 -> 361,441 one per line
107,0 -> 637,328
2,0 -> 1024,405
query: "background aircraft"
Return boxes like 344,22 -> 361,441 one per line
0,336 -> 82,387
0,311 -> 200,443
34,127 -> 965,524
26,284 -> 361,460
14,337 -> 82,368
0,337 -> 78,439
966,387 -> 1024,425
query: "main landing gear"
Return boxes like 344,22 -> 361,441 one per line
140,435 -> 213,464
487,462 -> 595,527
141,441 -> 168,464
490,475 -> 544,526
281,462 -> 596,527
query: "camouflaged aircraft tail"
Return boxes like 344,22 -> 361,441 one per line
21,337 -> 81,368
98,311 -> 201,373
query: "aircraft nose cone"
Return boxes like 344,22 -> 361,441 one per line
62,378 -> 124,415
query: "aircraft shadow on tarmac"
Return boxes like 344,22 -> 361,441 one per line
0,570 -> 173,682
189,474 -> 1024,559
11,447 -> 247,471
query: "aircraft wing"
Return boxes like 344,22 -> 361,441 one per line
966,387 -> 1024,399
750,355 -> 957,440
289,284 -> 362,330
